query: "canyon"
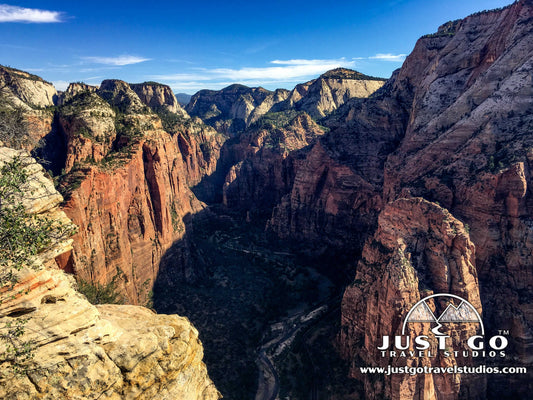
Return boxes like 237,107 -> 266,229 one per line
0,1 -> 532,399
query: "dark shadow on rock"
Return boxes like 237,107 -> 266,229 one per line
32,114 -> 67,176
190,135 -> 241,204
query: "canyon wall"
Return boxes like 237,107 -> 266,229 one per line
1,70 -> 226,305
55,81 -> 225,304
265,2 -> 533,398
0,146 -> 219,400
340,198 -> 485,399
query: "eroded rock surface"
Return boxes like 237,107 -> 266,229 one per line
0,147 -> 220,400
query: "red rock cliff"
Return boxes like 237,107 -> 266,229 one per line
55,81 -> 225,304
340,198 -> 484,399
268,1 -> 533,398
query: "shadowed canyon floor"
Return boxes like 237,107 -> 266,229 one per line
151,206 -> 357,399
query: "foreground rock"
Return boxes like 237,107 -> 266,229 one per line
0,147 -> 220,400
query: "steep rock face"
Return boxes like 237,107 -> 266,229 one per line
57,92 -> 117,172
58,118 -> 205,304
0,66 -> 57,149
269,2 -> 532,397
173,118 -> 226,186
0,147 -> 220,399
269,74 -> 408,252
130,82 -> 189,117
53,82 -> 225,304
57,82 -> 98,106
275,68 -> 386,118
340,198 -> 484,400
0,65 -> 57,109
97,80 -> 147,114
222,112 -> 326,214
186,84 -> 289,134
381,2 -> 533,392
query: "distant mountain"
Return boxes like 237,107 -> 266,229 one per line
176,92 -> 192,106
185,68 -> 385,135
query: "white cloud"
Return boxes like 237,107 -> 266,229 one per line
369,53 -> 407,62
0,4 -> 64,23
152,58 -> 356,92
82,55 -> 151,66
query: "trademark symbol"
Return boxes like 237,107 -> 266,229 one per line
498,330 -> 510,335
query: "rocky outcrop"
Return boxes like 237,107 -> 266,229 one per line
130,82 -> 189,118
222,112 -> 326,215
0,66 -> 57,149
97,80 -> 147,114
57,82 -> 98,106
340,198 -> 484,399
0,65 -> 57,110
186,84 -> 289,134
186,68 -> 384,135
0,147 -> 220,399
274,68 -> 386,118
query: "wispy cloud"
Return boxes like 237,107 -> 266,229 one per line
369,53 -> 407,62
0,4 -> 64,23
81,55 -> 151,66
152,58 -> 355,92
52,80 -> 70,91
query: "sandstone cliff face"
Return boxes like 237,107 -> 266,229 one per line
340,198 -> 484,400
268,73 -> 407,251
222,112 -> 326,214
0,147 -> 220,400
186,68 -> 384,135
0,65 -> 57,110
0,66 -> 57,149
268,2 -> 533,398
130,82 -> 189,118
275,68 -> 386,118
186,84 -> 289,134
97,80 -> 148,114
53,82 -> 225,304
57,82 -> 98,106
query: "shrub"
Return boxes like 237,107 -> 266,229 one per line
0,155 -> 76,374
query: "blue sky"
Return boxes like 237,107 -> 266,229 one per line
0,0 -> 514,94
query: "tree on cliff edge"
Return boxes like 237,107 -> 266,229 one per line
0,154 -> 74,374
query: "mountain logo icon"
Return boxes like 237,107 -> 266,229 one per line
401,293 -> 484,336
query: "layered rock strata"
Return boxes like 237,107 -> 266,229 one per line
0,146 -> 220,400
340,198 -> 484,400
266,2 -> 533,398
55,84 -> 225,304
186,68 -> 385,134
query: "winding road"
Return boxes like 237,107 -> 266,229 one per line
254,305 -> 329,400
